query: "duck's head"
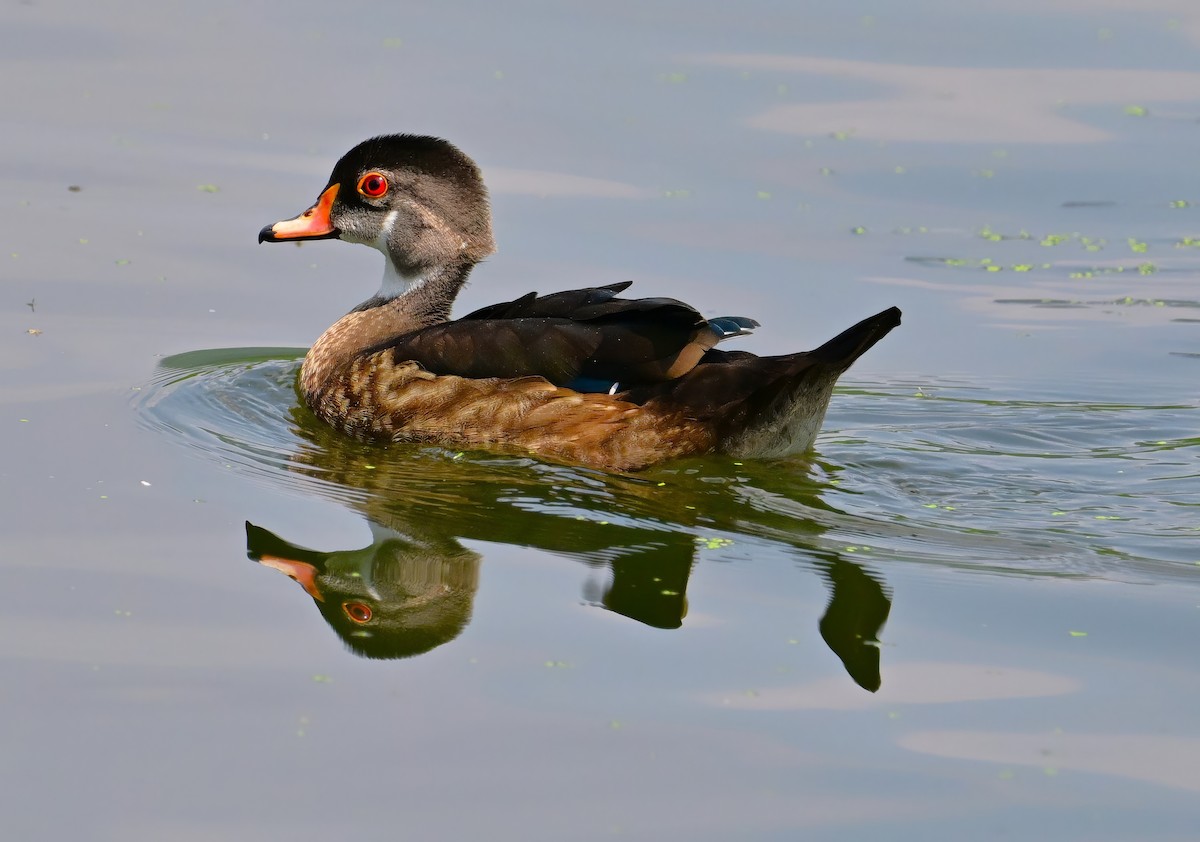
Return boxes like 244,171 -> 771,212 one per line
259,134 -> 496,293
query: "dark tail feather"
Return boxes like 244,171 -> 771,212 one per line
714,306 -> 901,457
809,306 -> 902,370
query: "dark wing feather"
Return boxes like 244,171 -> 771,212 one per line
380,282 -> 757,387
461,281 -> 633,320
384,318 -> 604,384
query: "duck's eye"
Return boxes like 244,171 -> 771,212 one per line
357,172 -> 388,199
342,601 -> 373,623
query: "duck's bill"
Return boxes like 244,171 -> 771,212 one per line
256,555 -> 326,601
258,183 -> 340,242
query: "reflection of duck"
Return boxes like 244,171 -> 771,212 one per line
259,134 -> 900,471
248,409 -> 892,686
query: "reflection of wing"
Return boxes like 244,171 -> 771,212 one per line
374,282 -> 758,388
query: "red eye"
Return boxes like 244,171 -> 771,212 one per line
357,172 -> 388,199
342,601 -> 373,624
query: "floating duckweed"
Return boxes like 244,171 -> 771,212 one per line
1012,264 -> 1034,272
1069,630 -> 1088,637
893,166 -> 906,174
695,536 -> 733,550
115,259 -> 131,266
196,184 -> 219,193
312,674 -> 333,683
660,72 -> 687,84
1169,199 -> 1190,208
1128,238 -> 1148,253
756,190 -> 772,200
1138,263 -> 1157,275
1124,104 -> 1149,117
830,130 -> 854,141
662,189 -> 692,199
818,167 -> 834,176
1041,234 -> 1070,247
975,169 -> 996,178
851,226 -> 867,235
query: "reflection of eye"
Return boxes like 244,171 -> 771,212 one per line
343,602 -> 373,624
357,172 -> 388,199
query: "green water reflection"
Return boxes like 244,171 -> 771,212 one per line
244,402 -> 891,689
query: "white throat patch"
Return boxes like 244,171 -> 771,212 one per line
374,209 -> 427,299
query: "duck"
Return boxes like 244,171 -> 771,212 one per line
259,134 -> 901,472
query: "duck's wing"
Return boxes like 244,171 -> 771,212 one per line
375,284 -> 758,388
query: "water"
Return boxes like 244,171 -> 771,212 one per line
3,1 -> 1199,839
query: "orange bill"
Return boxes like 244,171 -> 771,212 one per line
258,183 -> 340,242
257,554 -> 325,601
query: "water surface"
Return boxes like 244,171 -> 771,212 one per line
3,1 -> 1199,839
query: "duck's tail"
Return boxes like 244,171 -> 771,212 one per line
720,306 -> 901,458
626,306 -> 899,460
806,306 -> 902,371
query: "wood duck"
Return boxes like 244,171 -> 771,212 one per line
259,134 -> 900,471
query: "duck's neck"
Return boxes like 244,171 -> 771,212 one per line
300,258 -> 476,399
